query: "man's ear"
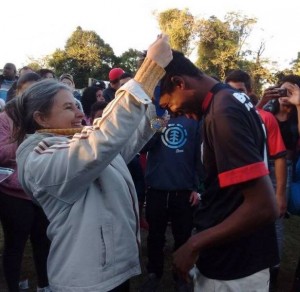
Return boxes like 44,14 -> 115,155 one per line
170,76 -> 185,88
33,111 -> 48,128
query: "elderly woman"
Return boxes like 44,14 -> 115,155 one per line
6,35 -> 172,292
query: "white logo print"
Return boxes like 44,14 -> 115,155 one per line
161,123 -> 188,149
232,92 -> 253,111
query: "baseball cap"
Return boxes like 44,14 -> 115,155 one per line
93,80 -> 106,90
109,68 -> 124,81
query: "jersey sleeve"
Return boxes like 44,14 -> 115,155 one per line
258,109 -> 286,159
205,97 -> 269,188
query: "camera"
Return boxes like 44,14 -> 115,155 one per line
277,88 -> 288,97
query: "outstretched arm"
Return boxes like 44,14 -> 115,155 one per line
256,87 -> 282,109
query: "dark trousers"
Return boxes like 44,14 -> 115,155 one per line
0,192 -> 50,292
108,280 -> 130,292
145,189 -> 194,278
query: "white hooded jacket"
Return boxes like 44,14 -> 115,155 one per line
16,79 -> 157,291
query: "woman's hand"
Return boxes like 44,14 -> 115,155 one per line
146,34 -> 173,68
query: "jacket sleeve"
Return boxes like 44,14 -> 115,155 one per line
0,112 -> 17,166
19,80 -> 157,204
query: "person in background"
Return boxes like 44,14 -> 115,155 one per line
93,80 -> 106,89
37,68 -> 55,79
260,75 -> 300,165
7,72 -> 41,102
6,66 -> 35,102
103,67 -> 125,102
259,75 -> 300,290
95,90 -> 105,102
93,80 -> 106,102
260,76 -> 300,212
0,63 -> 18,103
58,73 -> 84,117
59,73 -> 81,101
157,50 -> 279,292
0,73 -> 51,292
6,34 -> 172,292
120,72 -> 133,86
272,81 -> 300,292
89,101 -> 108,124
81,86 -> 106,124
19,66 -> 34,76
139,114 -> 201,292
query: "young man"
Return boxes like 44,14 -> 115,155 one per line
140,115 -> 201,291
103,67 -> 125,102
0,63 -> 18,103
157,51 -> 279,291
225,70 -> 287,291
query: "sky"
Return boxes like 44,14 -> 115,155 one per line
2,0 -> 299,71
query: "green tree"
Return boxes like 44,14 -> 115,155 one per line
224,12 -> 256,59
48,26 -> 117,87
195,15 -> 239,79
193,11 -> 278,94
237,41 -> 274,95
156,8 -> 195,55
291,52 -> 300,75
25,56 -> 51,72
195,12 -> 258,80
119,48 -> 143,74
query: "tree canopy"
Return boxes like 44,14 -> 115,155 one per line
47,26 -> 117,87
26,12 -> 299,92
156,8 -> 195,55
42,26 -> 141,87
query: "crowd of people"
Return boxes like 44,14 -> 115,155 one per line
0,34 -> 300,292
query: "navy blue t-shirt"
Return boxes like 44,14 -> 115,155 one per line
144,116 -> 200,191
195,84 -> 279,280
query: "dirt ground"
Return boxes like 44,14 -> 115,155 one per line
1,216 -> 300,292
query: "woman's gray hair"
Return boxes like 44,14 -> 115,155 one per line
5,79 -> 71,144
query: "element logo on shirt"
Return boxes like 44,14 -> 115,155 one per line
161,123 -> 187,149
232,92 -> 254,111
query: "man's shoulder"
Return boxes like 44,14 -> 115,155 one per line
103,86 -> 114,93
210,91 -> 258,121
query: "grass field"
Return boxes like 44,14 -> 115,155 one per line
1,216 -> 300,292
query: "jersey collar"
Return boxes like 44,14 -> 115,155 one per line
202,83 -> 233,112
